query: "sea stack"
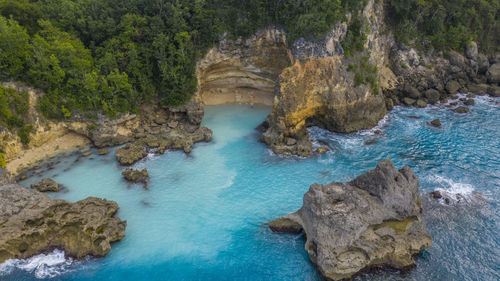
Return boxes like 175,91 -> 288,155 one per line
269,160 -> 431,280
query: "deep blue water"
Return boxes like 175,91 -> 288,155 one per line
1,94 -> 499,281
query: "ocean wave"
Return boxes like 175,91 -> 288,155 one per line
0,249 -> 78,279
431,175 -> 475,195
358,114 -> 391,136
427,175 -> 484,204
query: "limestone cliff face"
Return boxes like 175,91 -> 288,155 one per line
261,0 -> 395,156
261,57 -> 387,156
196,29 -> 293,106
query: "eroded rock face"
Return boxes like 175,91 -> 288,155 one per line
196,29 -> 292,106
261,0 -> 394,156
0,184 -> 126,263
269,160 -> 431,280
261,57 -> 387,156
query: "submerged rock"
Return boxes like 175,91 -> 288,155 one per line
269,160 -> 431,280
269,217 -> 302,234
453,106 -> 470,114
98,148 -> 109,155
316,146 -> 329,154
30,178 -> 60,192
0,183 -> 126,263
81,151 -> 92,157
122,168 -> 149,184
464,99 -> 475,106
429,119 -> 442,128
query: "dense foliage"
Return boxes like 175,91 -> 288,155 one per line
0,0 -> 498,122
0,84 -> 31,149
0,0 -> 366,119
387,0 -> 500,53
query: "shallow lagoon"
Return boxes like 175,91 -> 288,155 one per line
2,95 -> 499,281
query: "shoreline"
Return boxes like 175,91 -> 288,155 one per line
6,132 -> 91,176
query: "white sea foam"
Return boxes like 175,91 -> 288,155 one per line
432,175 -> 475,195
0,249 -> 77,279
220,172 -> 236,189
358,114 -> 391,136
427,175 -> 482,204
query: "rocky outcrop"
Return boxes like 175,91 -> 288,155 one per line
269,160 -> 431,280
0,183 -> 126,263
196,29 -> 292,106
1,82 -> 212,174
122,168 -> 149,184
261,57 -> 387,156
0,168 -> 12,185
30,178 -> 59,192
262,0 -> 394,156
115,127 -> 212,165
387,40 -> 500,107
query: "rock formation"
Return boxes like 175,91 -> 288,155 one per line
261,57 -> 387,156
122,168 -> 149,184
0,183 -> 126,263
0,83 -> 212,174
260,0 -> 395,156
196,29 -> 292,106
115,126 -> 212,165
30,178 -> 59,192
269,160 -> 431,280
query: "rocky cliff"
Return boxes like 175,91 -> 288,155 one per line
387,42 -> 500,108
196,29 -> 292,106
0,182 -> 126,263
261,0 -> 395,156
1,82 -> 212,174
261,57 -> 387,156
269,160 -> 431,280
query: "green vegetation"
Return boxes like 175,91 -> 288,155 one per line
0,85 -> 32,144
0,0 -> 498,122
387,0 -> 500,53
0,152 -> 5,168
347,56 -> 379,95
341,19 -> 368,57
0,0 -> 366,119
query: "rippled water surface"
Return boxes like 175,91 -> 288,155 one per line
2,95 -> 499,281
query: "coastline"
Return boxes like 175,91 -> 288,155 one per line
6,132 -> 91,176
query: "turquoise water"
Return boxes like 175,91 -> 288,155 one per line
2,94 -> 499,281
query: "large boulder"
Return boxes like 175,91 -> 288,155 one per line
424,89 -> 441,104
446,80 -> 461,94
269,160 -> 431,280
487,63 -> 500,84
30,178 -> 60,192
0,184 -> 126,263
